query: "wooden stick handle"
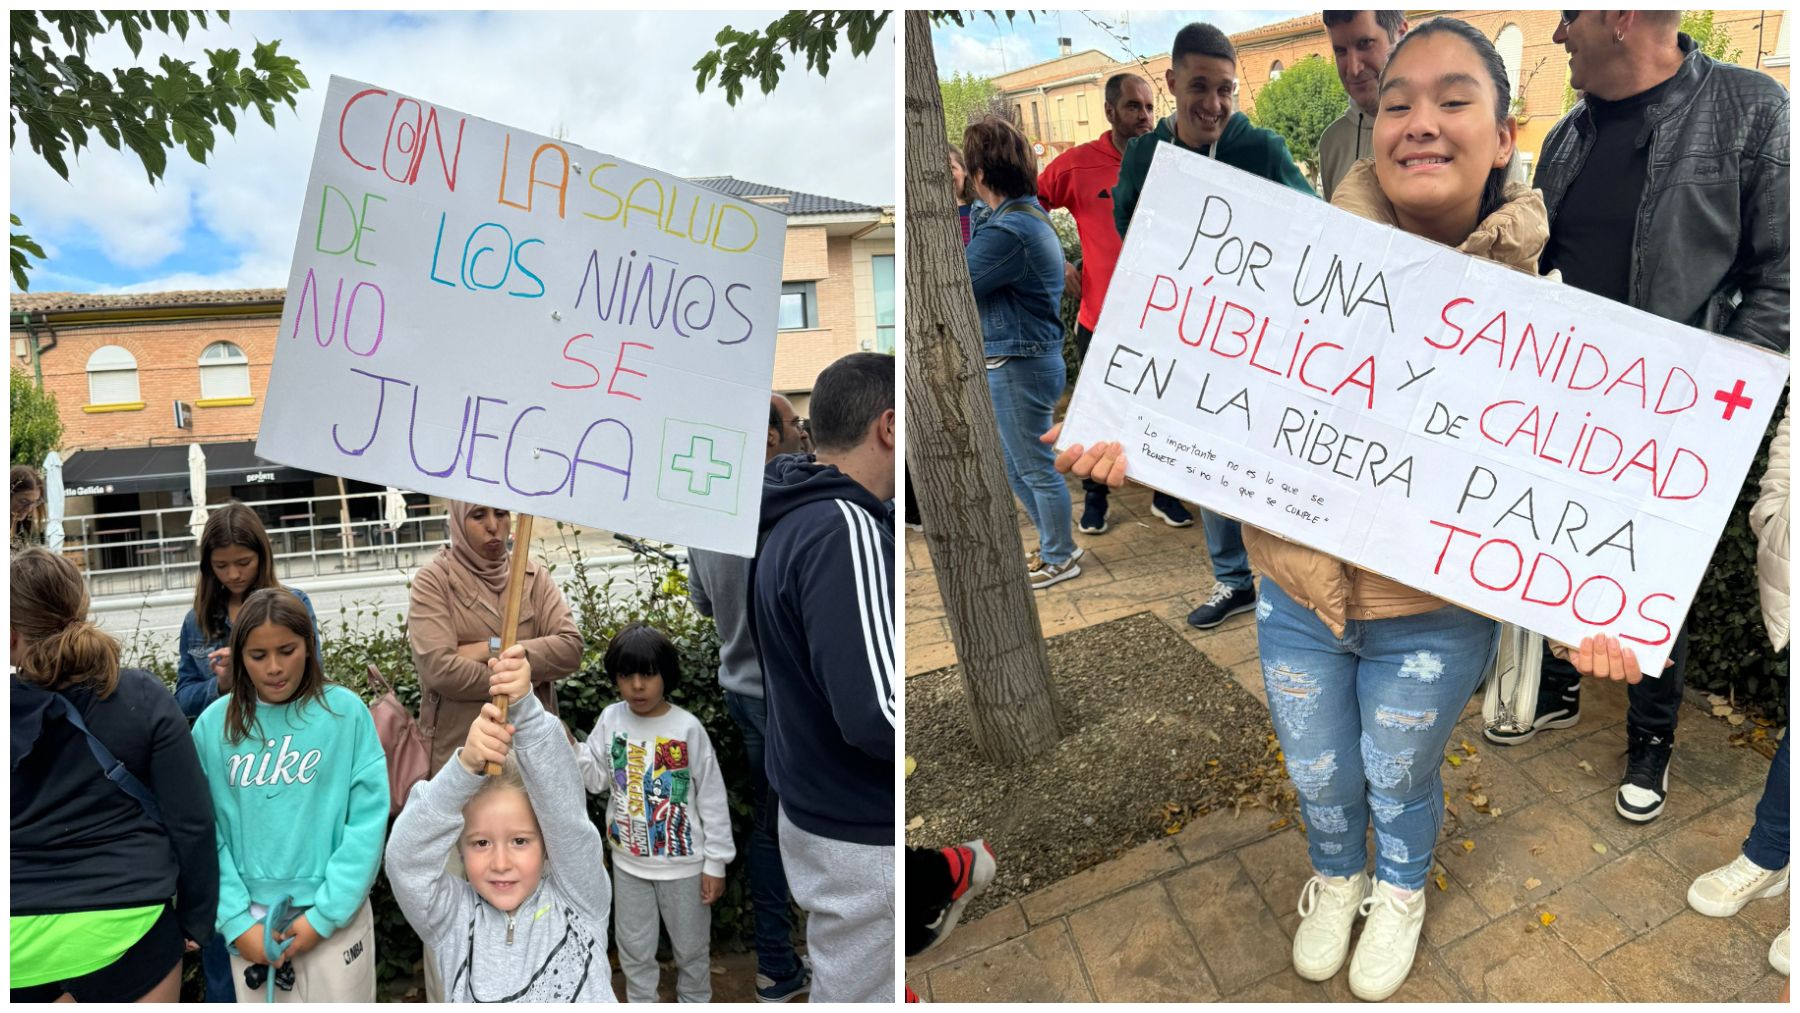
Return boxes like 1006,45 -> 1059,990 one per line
486,513 -> 534,776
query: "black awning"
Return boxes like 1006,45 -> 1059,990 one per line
61,441 -> 324,496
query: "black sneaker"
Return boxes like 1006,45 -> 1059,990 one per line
1079,490 -> 1110,534
1617,731 -> 1672,822
1187,583 -> 1256,629
1483,680 -> 1581,745
755,961 -> 812,1003
1150,493 -> 1195,528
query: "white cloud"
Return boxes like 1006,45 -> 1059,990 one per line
11,10 -> 896,292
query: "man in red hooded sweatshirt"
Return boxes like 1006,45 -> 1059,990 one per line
1037,71 -> 1198,537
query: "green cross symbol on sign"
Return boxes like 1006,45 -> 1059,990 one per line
670,436 -> 733,495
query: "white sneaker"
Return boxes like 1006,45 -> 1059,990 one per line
1772,926 -> 1789,976
1348,879 -> 1426,1001
1292,871 -> 1370,981
1687,854 -> 1789,917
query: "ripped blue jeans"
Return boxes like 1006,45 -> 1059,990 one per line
1257,578 -> 1497,890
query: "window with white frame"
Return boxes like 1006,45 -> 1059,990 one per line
86,345 -> 140,405
1270,59 -> 1285,81
198,341 -> 251,400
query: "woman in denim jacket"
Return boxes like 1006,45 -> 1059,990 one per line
962,117 -> 1080,590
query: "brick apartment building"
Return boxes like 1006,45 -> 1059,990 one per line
993,9 -> 1788,180
10,176 -> 893,554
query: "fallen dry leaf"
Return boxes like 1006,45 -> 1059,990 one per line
1268,817 -> 1290,831
1461,740 -> 1478,756
1525,877 -> 1543,890
904,756 -> 917,778
1447,754 -> 1464,767
1490,807 -> 1503,817
1468,793 -> 1490,808
1708,693 -> 1728,707
1713,704 -> 1734,717
1530,844 -> 1547,856
1592,842 -> 1610,854
1433,873 -> 1448,891
905,815 -> 924,831
1461,839 -> 1476,853
1728,713 -> 1747,726
1538,911 -> 1557,926
1165,823 -> 1183,836
1576,759 -> 1597,775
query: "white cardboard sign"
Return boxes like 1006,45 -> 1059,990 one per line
1060,144 -> 1788,672
259,76 -> 785,556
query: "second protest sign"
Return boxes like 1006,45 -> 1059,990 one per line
1060,144 -> 1788,673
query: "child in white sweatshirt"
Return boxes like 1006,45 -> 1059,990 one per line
578,623 -> 735,1002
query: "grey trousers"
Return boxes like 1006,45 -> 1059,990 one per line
613,867 -> 713,1002
777,807 -> 895,1003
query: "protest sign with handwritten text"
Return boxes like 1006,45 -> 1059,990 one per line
259,76 -> 785,555
1060,145 -> 1787,673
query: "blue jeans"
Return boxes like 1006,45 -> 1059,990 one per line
202,931 -> 235,1001
1257,579 -> 1498,889
1202,511 -> 1252,591
1744,733 -> 1789,871
987,354 -> 1075,566
726,690 -> 802,981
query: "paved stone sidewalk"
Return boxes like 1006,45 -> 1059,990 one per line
905,479 -> 1787,1003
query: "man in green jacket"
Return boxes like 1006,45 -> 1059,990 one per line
1113,21 -> 1315,236
1111,20 -> 1316,633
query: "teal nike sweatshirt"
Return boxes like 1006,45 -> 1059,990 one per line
191,683 -> 389,949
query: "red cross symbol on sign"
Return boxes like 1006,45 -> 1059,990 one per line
1713,379 -> 1754,421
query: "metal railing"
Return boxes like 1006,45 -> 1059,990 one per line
50,490 -> 450,598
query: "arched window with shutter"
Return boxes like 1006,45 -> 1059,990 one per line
197,341 -> 252,402
85,346 -> 141,408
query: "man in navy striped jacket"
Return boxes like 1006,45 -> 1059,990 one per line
751,351 -> 896,1003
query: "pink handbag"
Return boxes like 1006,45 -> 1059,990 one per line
366,664 -> 432,816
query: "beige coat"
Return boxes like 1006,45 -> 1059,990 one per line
408,550 -> 585,773
1239,159 -> 1551,637
1751,405 -> 1790,652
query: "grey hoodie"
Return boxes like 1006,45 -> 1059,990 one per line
687,547 -> 762,698
386,692 -> 616,1002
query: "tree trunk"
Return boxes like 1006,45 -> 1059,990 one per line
903,11 -> 1062,764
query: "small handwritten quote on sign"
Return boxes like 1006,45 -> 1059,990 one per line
1059,145 -> 1788,672
259,77 -> 785,556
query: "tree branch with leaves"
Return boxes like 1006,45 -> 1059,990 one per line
9,10 -> 307,289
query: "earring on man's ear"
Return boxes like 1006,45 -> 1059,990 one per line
1613,31 -> 1624,43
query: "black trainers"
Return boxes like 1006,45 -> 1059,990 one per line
1483,679 -> 1581,745
1617,731 -> 1672,822
1149,493 -> 1195,528
755,960 -> 812,1003
1079,490 -> 1110,534
1187,583 -> 1256,629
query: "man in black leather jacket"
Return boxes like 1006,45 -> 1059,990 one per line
1496,11 -> 1790,825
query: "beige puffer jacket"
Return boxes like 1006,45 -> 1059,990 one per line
1751,404 -> 1789,652
1239,159 -> 1551,637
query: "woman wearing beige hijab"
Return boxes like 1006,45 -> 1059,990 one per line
408,501 -> 584,774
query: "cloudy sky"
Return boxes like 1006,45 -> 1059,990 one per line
931,10 -> 1306,78
12,10 -> 895,294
